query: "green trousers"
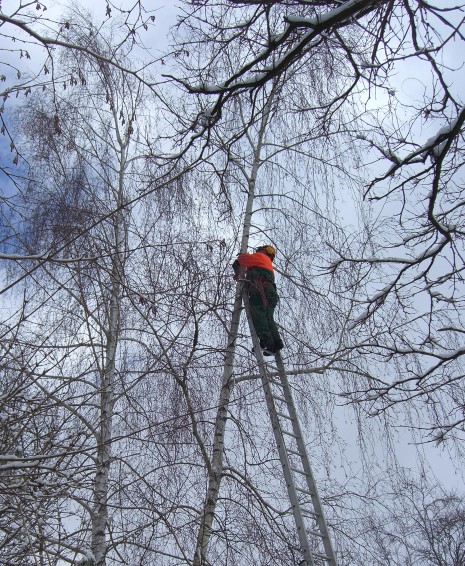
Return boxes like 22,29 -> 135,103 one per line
248,281 -> 283,352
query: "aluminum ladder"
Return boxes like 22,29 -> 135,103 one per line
242,292 -> 338,566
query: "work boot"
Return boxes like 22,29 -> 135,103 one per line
271,338 -> 284,352
260,338 -> 274,350
252,346 -> 274,357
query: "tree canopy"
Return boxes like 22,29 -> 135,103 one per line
1,1 -> 465,565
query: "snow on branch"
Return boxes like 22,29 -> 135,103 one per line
367,105 -> 465,191
328,236 -> 449,272
169,0 -> 385,96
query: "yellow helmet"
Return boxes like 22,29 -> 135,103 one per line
256,245 -> 276,259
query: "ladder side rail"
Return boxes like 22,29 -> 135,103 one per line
275,352 -> 339,566
242,291 -> 315,566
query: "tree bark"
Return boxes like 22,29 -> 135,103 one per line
193,89 -> 275,565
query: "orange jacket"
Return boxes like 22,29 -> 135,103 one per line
237,252 -> 274,273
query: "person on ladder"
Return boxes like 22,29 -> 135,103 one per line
233,245 -> 284,356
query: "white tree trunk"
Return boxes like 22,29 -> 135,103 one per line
193,91 -> 275,565
91,238 -> 122,565
91,108 -> 129,565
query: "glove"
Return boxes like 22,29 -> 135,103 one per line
232,260 -> 247,280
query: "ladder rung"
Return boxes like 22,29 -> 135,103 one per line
301,508 -> 319,518
313,552 -> 331,561
295,486 -> 312,495
287,448 -> 303,457
307,528 -> 325,538
272,394 -> 286,403
277,411 -> 293,420
282,429 -> 299,439
290,466 -> 309,476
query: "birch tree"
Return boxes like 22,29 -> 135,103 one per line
170,0 -> 465,442
0,1 -> 157,158
1,24 -> 184,563
3,1 -> 464,564
192,87 -> 277,565
168,1 -> 465,562
2,18 -> 239,563
184,73 -> 373,562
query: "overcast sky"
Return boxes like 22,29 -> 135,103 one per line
2,0 -> 463,495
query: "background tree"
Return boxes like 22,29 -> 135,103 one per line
2,14 -> 245,564
1,20 -> 200,563
0,1 -> 157,140
347,473 -> 465,566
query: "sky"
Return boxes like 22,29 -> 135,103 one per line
2,0 -> 464,548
